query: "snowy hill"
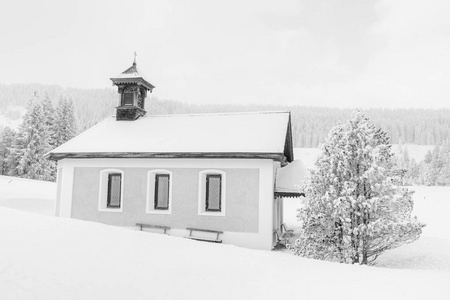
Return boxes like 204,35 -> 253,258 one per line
0,114 -> 22,130
294,147 -> 320,169
391,143 -> 435,162
0,176 -> 450,299
0,175 -> 55,216
0,207 -> 449,300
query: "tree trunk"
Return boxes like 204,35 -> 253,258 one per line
350,211 -> 359,264
361,252 -> 368,265
361,237 -> 368,265
336,221 -> 345,263
360,211 -> 369,265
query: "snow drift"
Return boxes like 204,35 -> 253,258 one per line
0,207 -> 449,300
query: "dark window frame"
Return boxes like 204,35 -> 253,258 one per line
123,91 -> 134,106
107,173 -> 122,208
206,174 -> 222,212
154,174 -> 170,210
122,86 -> 135,106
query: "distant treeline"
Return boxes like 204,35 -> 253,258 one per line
0,84 -> 117,132
1,83 -> 450,147
395,144 -> 450,186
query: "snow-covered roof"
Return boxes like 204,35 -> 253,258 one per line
275,160 -> 308,198
110,63 -> 154,90
48,111 -> 294,161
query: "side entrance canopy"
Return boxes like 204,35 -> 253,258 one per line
274,160 -> 308,198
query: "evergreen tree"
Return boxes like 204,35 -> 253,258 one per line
441,148 -> 450,185
54,96 -> 77,147
0,127 -> 17,175
41,93 -> 57,177
7,96 -> 37,176
15,95 -> 54,181
424,150 -> 433,164
41,93 -> 55,146
417,146 -> 450,185
291,112 -> 425,265
408,158 -> 420,184
431,146 -> 450,185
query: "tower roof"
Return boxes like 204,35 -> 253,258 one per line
110,59 -> 155,91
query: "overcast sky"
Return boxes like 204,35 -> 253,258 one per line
1,0 -> 450,109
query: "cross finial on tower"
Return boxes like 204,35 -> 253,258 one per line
133,51 -> 137,66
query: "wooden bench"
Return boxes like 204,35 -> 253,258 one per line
186,227 -> 223,243
136,223 -> 170,234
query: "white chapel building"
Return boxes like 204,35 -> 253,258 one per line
48,59 -> 304,250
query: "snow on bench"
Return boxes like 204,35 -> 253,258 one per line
186,227 -> 223,243
136,223 -> 170,234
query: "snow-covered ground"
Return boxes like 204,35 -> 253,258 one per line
391,143 -> 435,162
0,105 -> 26,131
0,176 -> 449,299
0,175 -> 55,216
0,114 -> 22,130
294,147 -> 320,169
0,206 -> 449,300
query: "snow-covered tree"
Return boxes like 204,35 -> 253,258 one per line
15,95 -> 54,181
41,93 -> 58,177
292,112 -> 425,265
7,96 -> 37,177
418,146 -> 450,185
408,158 -> 420,183
41,93 -> 55,146
394,144 -> 411,185
54,96 -> 77,147
430,146 -> 450,185
0,127 -> 17,175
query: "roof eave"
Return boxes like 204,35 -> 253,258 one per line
274,191 -> 306,198
47,152 -> 286,162
110,77 -> 155,91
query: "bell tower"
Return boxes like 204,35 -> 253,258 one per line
110,53 -> 155,120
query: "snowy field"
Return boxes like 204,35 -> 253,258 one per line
0,177 -> 449,299
0,114 -> 22,130
391,143 -> 435,162
0,175 -> 55,216
0,105 -> 26,131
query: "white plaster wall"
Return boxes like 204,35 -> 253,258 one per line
56,158 -> 276,250
56,160 -> 74,218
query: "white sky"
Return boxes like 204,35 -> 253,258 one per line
1,0 -> 450,109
